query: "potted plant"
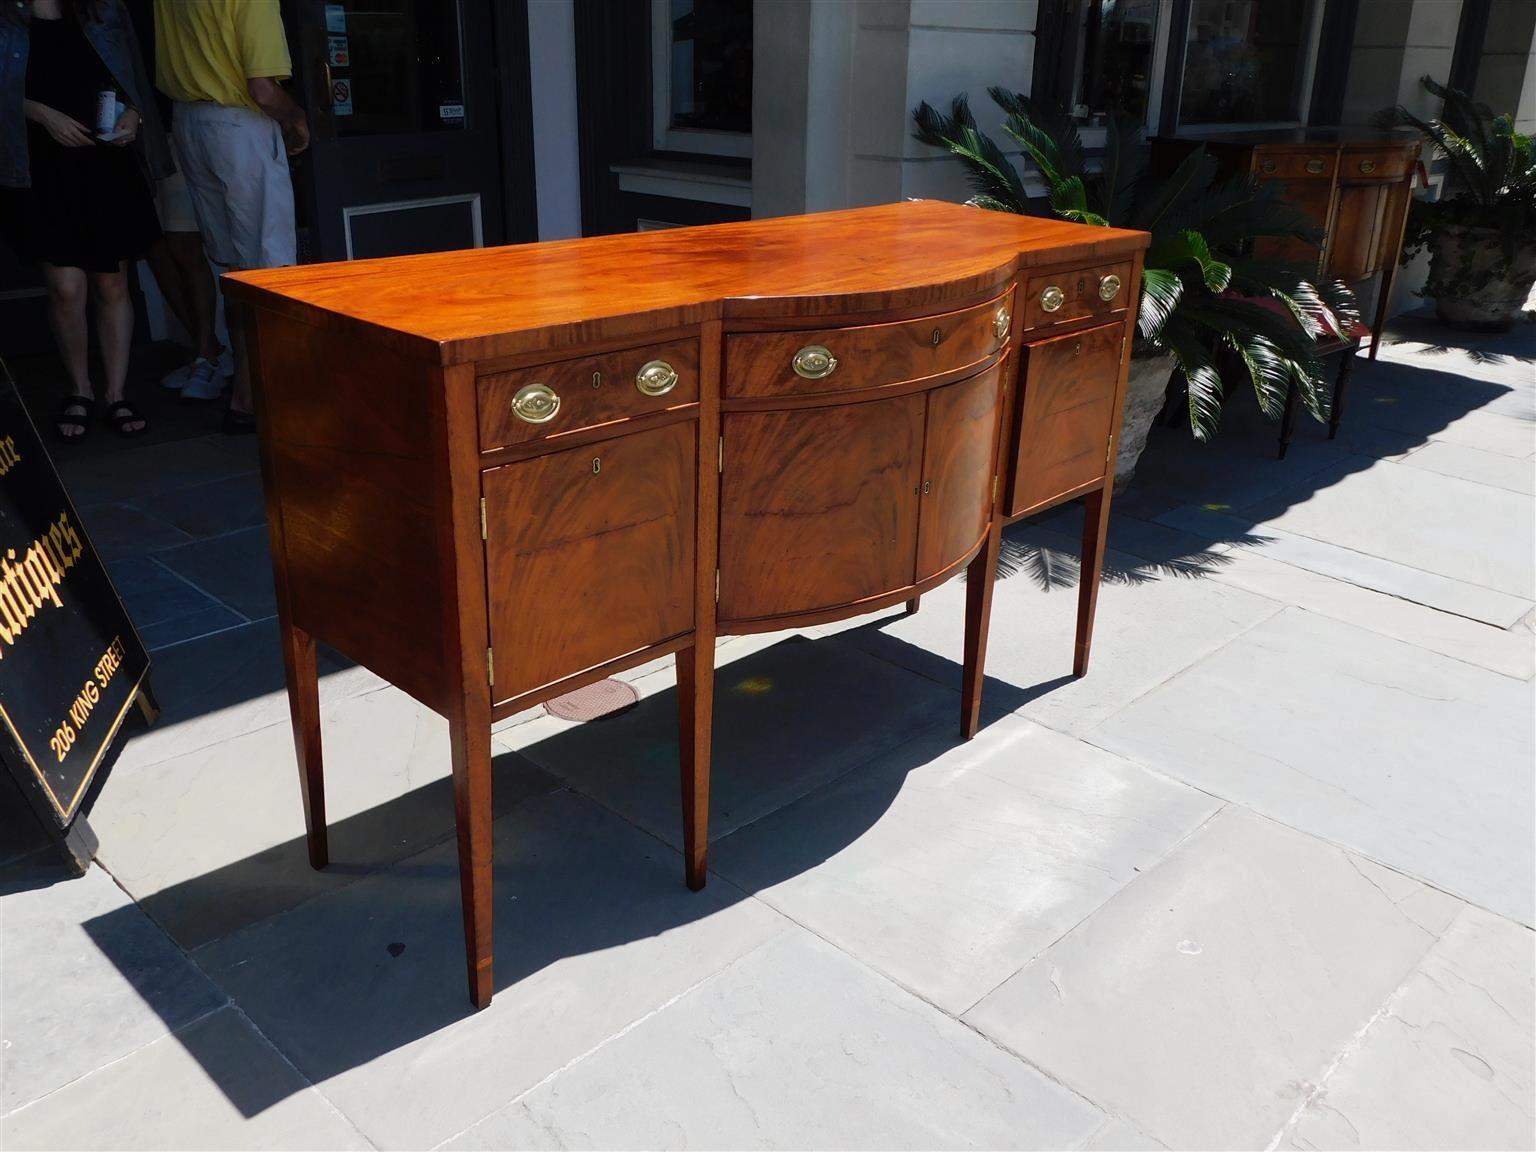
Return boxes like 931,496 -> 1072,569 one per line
913,91 -> 1358,482
1385,77 -> 1536,332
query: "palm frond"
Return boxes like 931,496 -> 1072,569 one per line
913,96 -> 1032,213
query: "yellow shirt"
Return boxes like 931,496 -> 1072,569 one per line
154,0 -> 292,113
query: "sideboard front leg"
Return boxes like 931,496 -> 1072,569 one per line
676,642 -> 714,890
448,696 -> 495,1009
1074,484 -> 1114,678
279,622 -> 327,870
960,521 -> 1002,740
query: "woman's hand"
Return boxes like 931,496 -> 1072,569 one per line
22,99 -> 93,147
111,107 -> 140,146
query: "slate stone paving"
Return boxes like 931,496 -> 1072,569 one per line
1,318 -> 1532,1150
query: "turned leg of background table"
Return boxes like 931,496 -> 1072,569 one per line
1074,485 -> 1113,678
676,641 -> 714,891
278,622 -> 327,870
448,697 -> 495,1009
960,521 -> 1002,740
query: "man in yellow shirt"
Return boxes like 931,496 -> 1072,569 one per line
154,0 -> 308,433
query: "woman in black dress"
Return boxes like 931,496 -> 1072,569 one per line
0,0 -> 169,438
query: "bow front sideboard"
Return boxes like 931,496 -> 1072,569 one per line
225,201 -> 1148,1008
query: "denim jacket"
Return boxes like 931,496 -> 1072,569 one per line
0,0 -> 172,188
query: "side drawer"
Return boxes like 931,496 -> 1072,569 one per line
1007,322 -> 1124,517
478,338 -> 699,452
1340,147 -> 1414,181
724,291 -> 1012,399
1255,150 -> 1336,180
483,422 -> 695,700
1021,262 -> 1132,332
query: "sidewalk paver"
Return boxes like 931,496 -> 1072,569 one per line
1091,606 -> 1536,924
445,931 -> 1108,1152
1279,905 -> 1536,1151
713,713 -> 1219,1013
963,807 -> 1465,1150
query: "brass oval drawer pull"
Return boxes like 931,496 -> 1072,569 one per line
511,382 -> 560,424
635,359 -> 679,396
1098,273 -> 1121,302
792,344 -> 838,380
1359,159 -> 1377,174
1305,157 -> 1326,175
993,305 -> 1011,338
1260,159 -> 1277,174
1039,285 -> 1065,313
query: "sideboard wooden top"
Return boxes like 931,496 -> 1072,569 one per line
224,200 -> 1147,364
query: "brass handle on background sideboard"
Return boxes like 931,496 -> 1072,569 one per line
511,382 -> 560,424
1359,159 -> 1377,174
635,359 -> 679,396
1260,159 -> 1277,174
993,306 -> 1011,338
792,344 -> 838,379
1098,274 -> 1122,302
1305,158 -> 1326,174
1039,285 -> 1065,313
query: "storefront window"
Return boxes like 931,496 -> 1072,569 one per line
1179,0 -> 1312,124
653,0 -> 753,156
324,0 -> 468,138
1080,0 -> 1162,125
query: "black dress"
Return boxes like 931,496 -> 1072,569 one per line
0,9 -> 161,273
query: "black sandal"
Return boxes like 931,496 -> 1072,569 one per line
103,400 -> 149,438
55,394 -> 94,441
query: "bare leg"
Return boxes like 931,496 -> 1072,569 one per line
41,262 -> 91,395
144,238 -> 195,346
167,231 -> 221,360
90,265 -> 144,432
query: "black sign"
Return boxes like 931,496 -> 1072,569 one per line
0,361 -> 149,827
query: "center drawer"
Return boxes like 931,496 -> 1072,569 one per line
478,338 -> 699,452
724,291 -> 1012,400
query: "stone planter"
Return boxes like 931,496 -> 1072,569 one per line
1114,350 -> 1176,487
1427,224 -> 1536,332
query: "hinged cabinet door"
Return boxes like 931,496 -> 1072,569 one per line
915,362 -> 1004,581
718,395 -> 924,621
483,422 -> 695,700
1007,322 -> 1123,517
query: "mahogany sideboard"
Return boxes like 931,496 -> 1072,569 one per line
225,201 -> 1148,1008
1153,128 -> 1421,360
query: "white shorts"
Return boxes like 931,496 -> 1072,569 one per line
172,101 -> 296,271
155,141 -> 199,233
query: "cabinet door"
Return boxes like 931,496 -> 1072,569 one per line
916,362 -> 1004,581
484,422 -> 694,700
1007,322 -> 1123,517
1253,180 -> 1333,273
1327,183 -> 1390,283
719,395 -> 924,621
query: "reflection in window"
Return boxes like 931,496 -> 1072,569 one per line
328,0 -> 467,138
665,0 -> 753,135
1180,0 -> 1311,124
1069,0 -> 1161,126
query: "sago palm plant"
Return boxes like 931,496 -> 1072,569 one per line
1381,77 -> 1536,329
913,90 -> 1359,438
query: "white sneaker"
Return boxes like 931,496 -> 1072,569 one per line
161,361 -> 194,391
179,357 -> 226,401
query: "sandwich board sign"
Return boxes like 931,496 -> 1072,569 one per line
0,358 -> 154,870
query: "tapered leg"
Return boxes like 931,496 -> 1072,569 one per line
278,622 -> 327,870
448,695 -> 494,1009
905,596 -> 921,616
1278,376 -> 1300,460
676,642 -> 714,891
961,522 -> 1002,739
1074,484 -> 1114,678
1329,347 -> 1355,439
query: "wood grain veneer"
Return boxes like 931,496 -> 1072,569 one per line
232,201 -> 1148,1009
